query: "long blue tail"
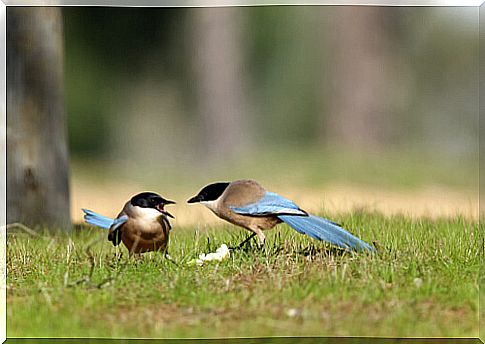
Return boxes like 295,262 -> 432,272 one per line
278,214 -> 375,252
82,209 -> 114,229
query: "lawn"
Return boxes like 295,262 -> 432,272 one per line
7,211 -> 482,338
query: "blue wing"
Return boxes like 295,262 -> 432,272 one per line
230,192 -> 307,216
230,192 -> 374,252
110,215 -> 129,231
278,214 -> 375,252
82,209 -> 116,229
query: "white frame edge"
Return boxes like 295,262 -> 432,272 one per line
0,2 -> 482,344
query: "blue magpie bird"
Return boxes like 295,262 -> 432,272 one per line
82,192 -> 175,254
188,180 -> 374,252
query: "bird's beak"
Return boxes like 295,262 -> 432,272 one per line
187,195 -> 202,203
162,210 -> 175,219
156,200 -> 175,219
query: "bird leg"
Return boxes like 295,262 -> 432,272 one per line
164,250 -> 178,266
230,228 -> 266,250
128,236 -> 141,257
255,229 -> 266,248
248,227 -> 266,249
230,232 -> 256,250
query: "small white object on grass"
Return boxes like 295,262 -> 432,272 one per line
413,277 -> 423,288
286,308 -> 300,318
187,244 -> 230,266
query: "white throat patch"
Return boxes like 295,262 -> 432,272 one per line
129,204 -> 162,220
200,200 -> 219,212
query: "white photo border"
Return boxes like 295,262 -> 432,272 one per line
0,1 -> 482,343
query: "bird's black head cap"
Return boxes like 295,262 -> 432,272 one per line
131,192 -> 163,208
130,192 -> 176,218
187,182 -> 230,203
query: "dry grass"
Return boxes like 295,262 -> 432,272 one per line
71,177 -> 478,226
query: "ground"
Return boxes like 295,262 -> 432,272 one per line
7,148 -> 481,338
7,211 -> 481,338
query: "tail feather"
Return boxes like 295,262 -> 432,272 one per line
278,214 -> 375,252
82,209 -> 114,229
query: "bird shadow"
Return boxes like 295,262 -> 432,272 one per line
293,244 -> 350,258
230,236 -> 350,258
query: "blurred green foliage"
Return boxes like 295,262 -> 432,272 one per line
64,8 -> 192,155
63,7 -> 478,183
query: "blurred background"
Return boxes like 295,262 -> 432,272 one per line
16,6 -> 480,226
64,6 -> 478,224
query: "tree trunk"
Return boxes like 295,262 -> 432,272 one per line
321,7 -> 395,149
7,7 -> 70,229
189,8 -> 249,161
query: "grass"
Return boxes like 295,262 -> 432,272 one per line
7,211 -> 482,339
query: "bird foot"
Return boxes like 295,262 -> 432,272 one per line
164,253 -> 178,265
229,233 -> 257,250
